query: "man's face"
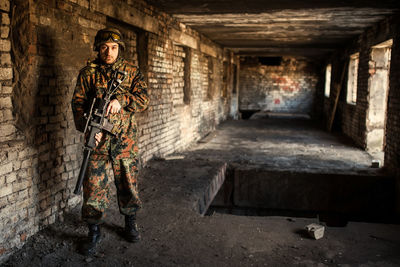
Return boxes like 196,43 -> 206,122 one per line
99,42 -> 119,64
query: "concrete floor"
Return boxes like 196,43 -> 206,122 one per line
185,112 -> 377,173
4,114 -> 400,266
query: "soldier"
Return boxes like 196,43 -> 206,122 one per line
71,28 -> 149,255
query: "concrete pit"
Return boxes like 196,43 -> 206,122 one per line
208,165 -> 397,225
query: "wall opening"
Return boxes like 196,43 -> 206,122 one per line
346,53 -> 359,105
222,61 -> 228,98
232,63 -> 237,95
183,46 -> 192,104
206,56 -> 215,100
172,44 -> 186,106
107,17 -> 149,80
172,45 -> 192,106
366,39 -> 392,158
137,31 -> 149,82
230,63 -> 239,119
258,56 -> 282,66
324,64 -> 332,98
107,17 -> 139,67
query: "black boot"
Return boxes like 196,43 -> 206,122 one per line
124,214 -> 141,242
80,224 -> 102,256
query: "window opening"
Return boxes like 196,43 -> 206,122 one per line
346,53 -> 359,104
324,64 -> 332,98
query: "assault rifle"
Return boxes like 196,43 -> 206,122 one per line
74,70 -> 127,195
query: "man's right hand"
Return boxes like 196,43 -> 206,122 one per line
95,132 -> 103,146
106,99 -> 121,116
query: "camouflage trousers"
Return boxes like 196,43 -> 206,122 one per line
82,155 -> 141,225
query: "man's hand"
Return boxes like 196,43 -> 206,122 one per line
106,99 -> 121,116
95,132 -> 103,146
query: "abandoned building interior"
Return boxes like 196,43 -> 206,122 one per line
0,0 -> 400,265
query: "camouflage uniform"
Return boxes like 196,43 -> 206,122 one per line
72,57 -> 149,225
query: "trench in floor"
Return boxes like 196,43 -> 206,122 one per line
198,163 -> 398,227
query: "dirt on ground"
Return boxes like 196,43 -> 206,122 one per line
3,114 -> 400,267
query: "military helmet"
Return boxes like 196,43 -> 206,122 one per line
93,28 -> 126,51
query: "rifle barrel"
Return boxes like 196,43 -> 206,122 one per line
74,149 -> 91,195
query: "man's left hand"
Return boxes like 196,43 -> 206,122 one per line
106,99 -> 121,116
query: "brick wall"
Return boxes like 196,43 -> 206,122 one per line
239,57 -> 318,114
324,15 -> 400,213
386,18 -> 400,214
386,19 -> 400,173
0,0 -> 13,141
0,0 -> 238,261
325,15 -> 400,168
1,0 -> 28,256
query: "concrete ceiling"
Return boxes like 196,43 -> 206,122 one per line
145,0 -> 399,58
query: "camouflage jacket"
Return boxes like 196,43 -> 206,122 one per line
71,57 -> 149,159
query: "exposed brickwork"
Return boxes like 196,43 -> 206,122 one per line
0,0 -> 238,261
172,44 -> 185,106
0,1 -> 35,257
3,0 -> 398,262
324,15 -> 400,213
239,57 -> 318,114
385,18 -> 400,173
0,1 -> 15,144
325,15 -> 400,168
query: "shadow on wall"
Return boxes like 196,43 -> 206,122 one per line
12,17 -> 83,229
34,26 -> 67,228
11,1 -> 38,140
